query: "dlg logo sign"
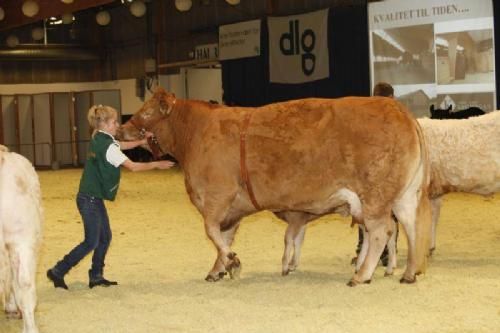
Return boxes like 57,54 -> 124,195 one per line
280,20 -> 316,76
268,9 -> 329,84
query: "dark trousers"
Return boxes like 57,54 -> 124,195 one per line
53,192 -> 112,280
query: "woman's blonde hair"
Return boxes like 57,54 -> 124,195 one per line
87,105 -> 117,137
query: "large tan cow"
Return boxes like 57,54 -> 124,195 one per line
0,146 -> 42,333
119,88 -> 430,285
283,112 -> 500,275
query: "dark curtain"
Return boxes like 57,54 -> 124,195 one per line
221,4 -> 370,107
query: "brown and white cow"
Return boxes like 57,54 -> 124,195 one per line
0,146 -> 42,333
119,88 -> 431,285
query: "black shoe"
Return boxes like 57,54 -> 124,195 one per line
47,269 -> 68,290
89,278 -> 118,289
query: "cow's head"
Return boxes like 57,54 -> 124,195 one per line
118,87 -> 176,142
429,104 -> 452,119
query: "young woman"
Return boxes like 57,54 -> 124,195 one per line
47,105 -> 174,289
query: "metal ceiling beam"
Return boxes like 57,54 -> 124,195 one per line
0,44 -> 100,60
0,0 -> 116,32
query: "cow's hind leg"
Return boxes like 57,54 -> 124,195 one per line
384,219 -> 398,276
348,215 -> 392,286
7,243 -> 38,333
393,200 -> 418,283
354,225 -> 369,273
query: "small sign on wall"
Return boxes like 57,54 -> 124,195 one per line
219,19 -> 261,61
194,43 -> 219,61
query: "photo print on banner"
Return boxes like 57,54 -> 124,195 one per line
368,0 -> 496,118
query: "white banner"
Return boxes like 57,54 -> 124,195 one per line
268,9 -> 329,84
370,0 -> 493,30
369,0 -> 496,118
219,20 -> 261,61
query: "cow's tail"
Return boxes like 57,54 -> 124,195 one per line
412,118 -> 432,274
404,115 -> 432,275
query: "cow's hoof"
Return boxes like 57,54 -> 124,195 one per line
400,276 -> 416,284
5,310 -> 22,319
227,258 -> 241,279
282,269 -> 290,276
347,279 -> 361,287
347,278 -> 371,287
384,271 -> 394,277
205,271 -> 226,282
429,248 -> 435,256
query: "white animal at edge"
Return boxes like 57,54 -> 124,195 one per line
0,145 -> 43,333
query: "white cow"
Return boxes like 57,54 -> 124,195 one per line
0,146 -> 42,333
419,111 -> 500,251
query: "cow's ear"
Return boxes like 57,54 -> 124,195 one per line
447,105 -> 452,111
164,93 -> 177,115
159,95 -> 176,116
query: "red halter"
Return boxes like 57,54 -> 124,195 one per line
128,117 -> 165,160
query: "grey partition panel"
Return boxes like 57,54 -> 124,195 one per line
92,90 -> 121,115
53,93 -> 73,166
33,94 -> 51,167
18,95 -> 34,163
75,92 -> 91,165
1,95 -> 17,152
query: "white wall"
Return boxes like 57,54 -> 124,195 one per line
186,68 -> 223,103
0,70 -> 222,115
0,79 -> 143,115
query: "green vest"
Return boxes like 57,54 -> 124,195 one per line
79,132 -> 121,201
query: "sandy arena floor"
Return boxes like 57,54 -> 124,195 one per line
2,168 -> 500,333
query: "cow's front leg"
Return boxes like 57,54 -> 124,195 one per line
348,217 -> 391,286
289,225 -> 306,273
204,219 -> 242,282
430,197 -> 442,255
281,223 -> 306,275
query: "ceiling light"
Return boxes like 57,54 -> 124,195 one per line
32,27 -> 44,41
22,1 -> 40,18
61,0 -> 74,3
130,1 -> 146,18
0,7 -> 5,21
225,0 -> 240,5
175,0 -> 192,12
6,35 -> 20,48
62,12 -> 74,24
96,10 -> 111,26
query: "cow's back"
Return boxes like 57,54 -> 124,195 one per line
419,112 -> 500,196
242,97 -> 422,211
